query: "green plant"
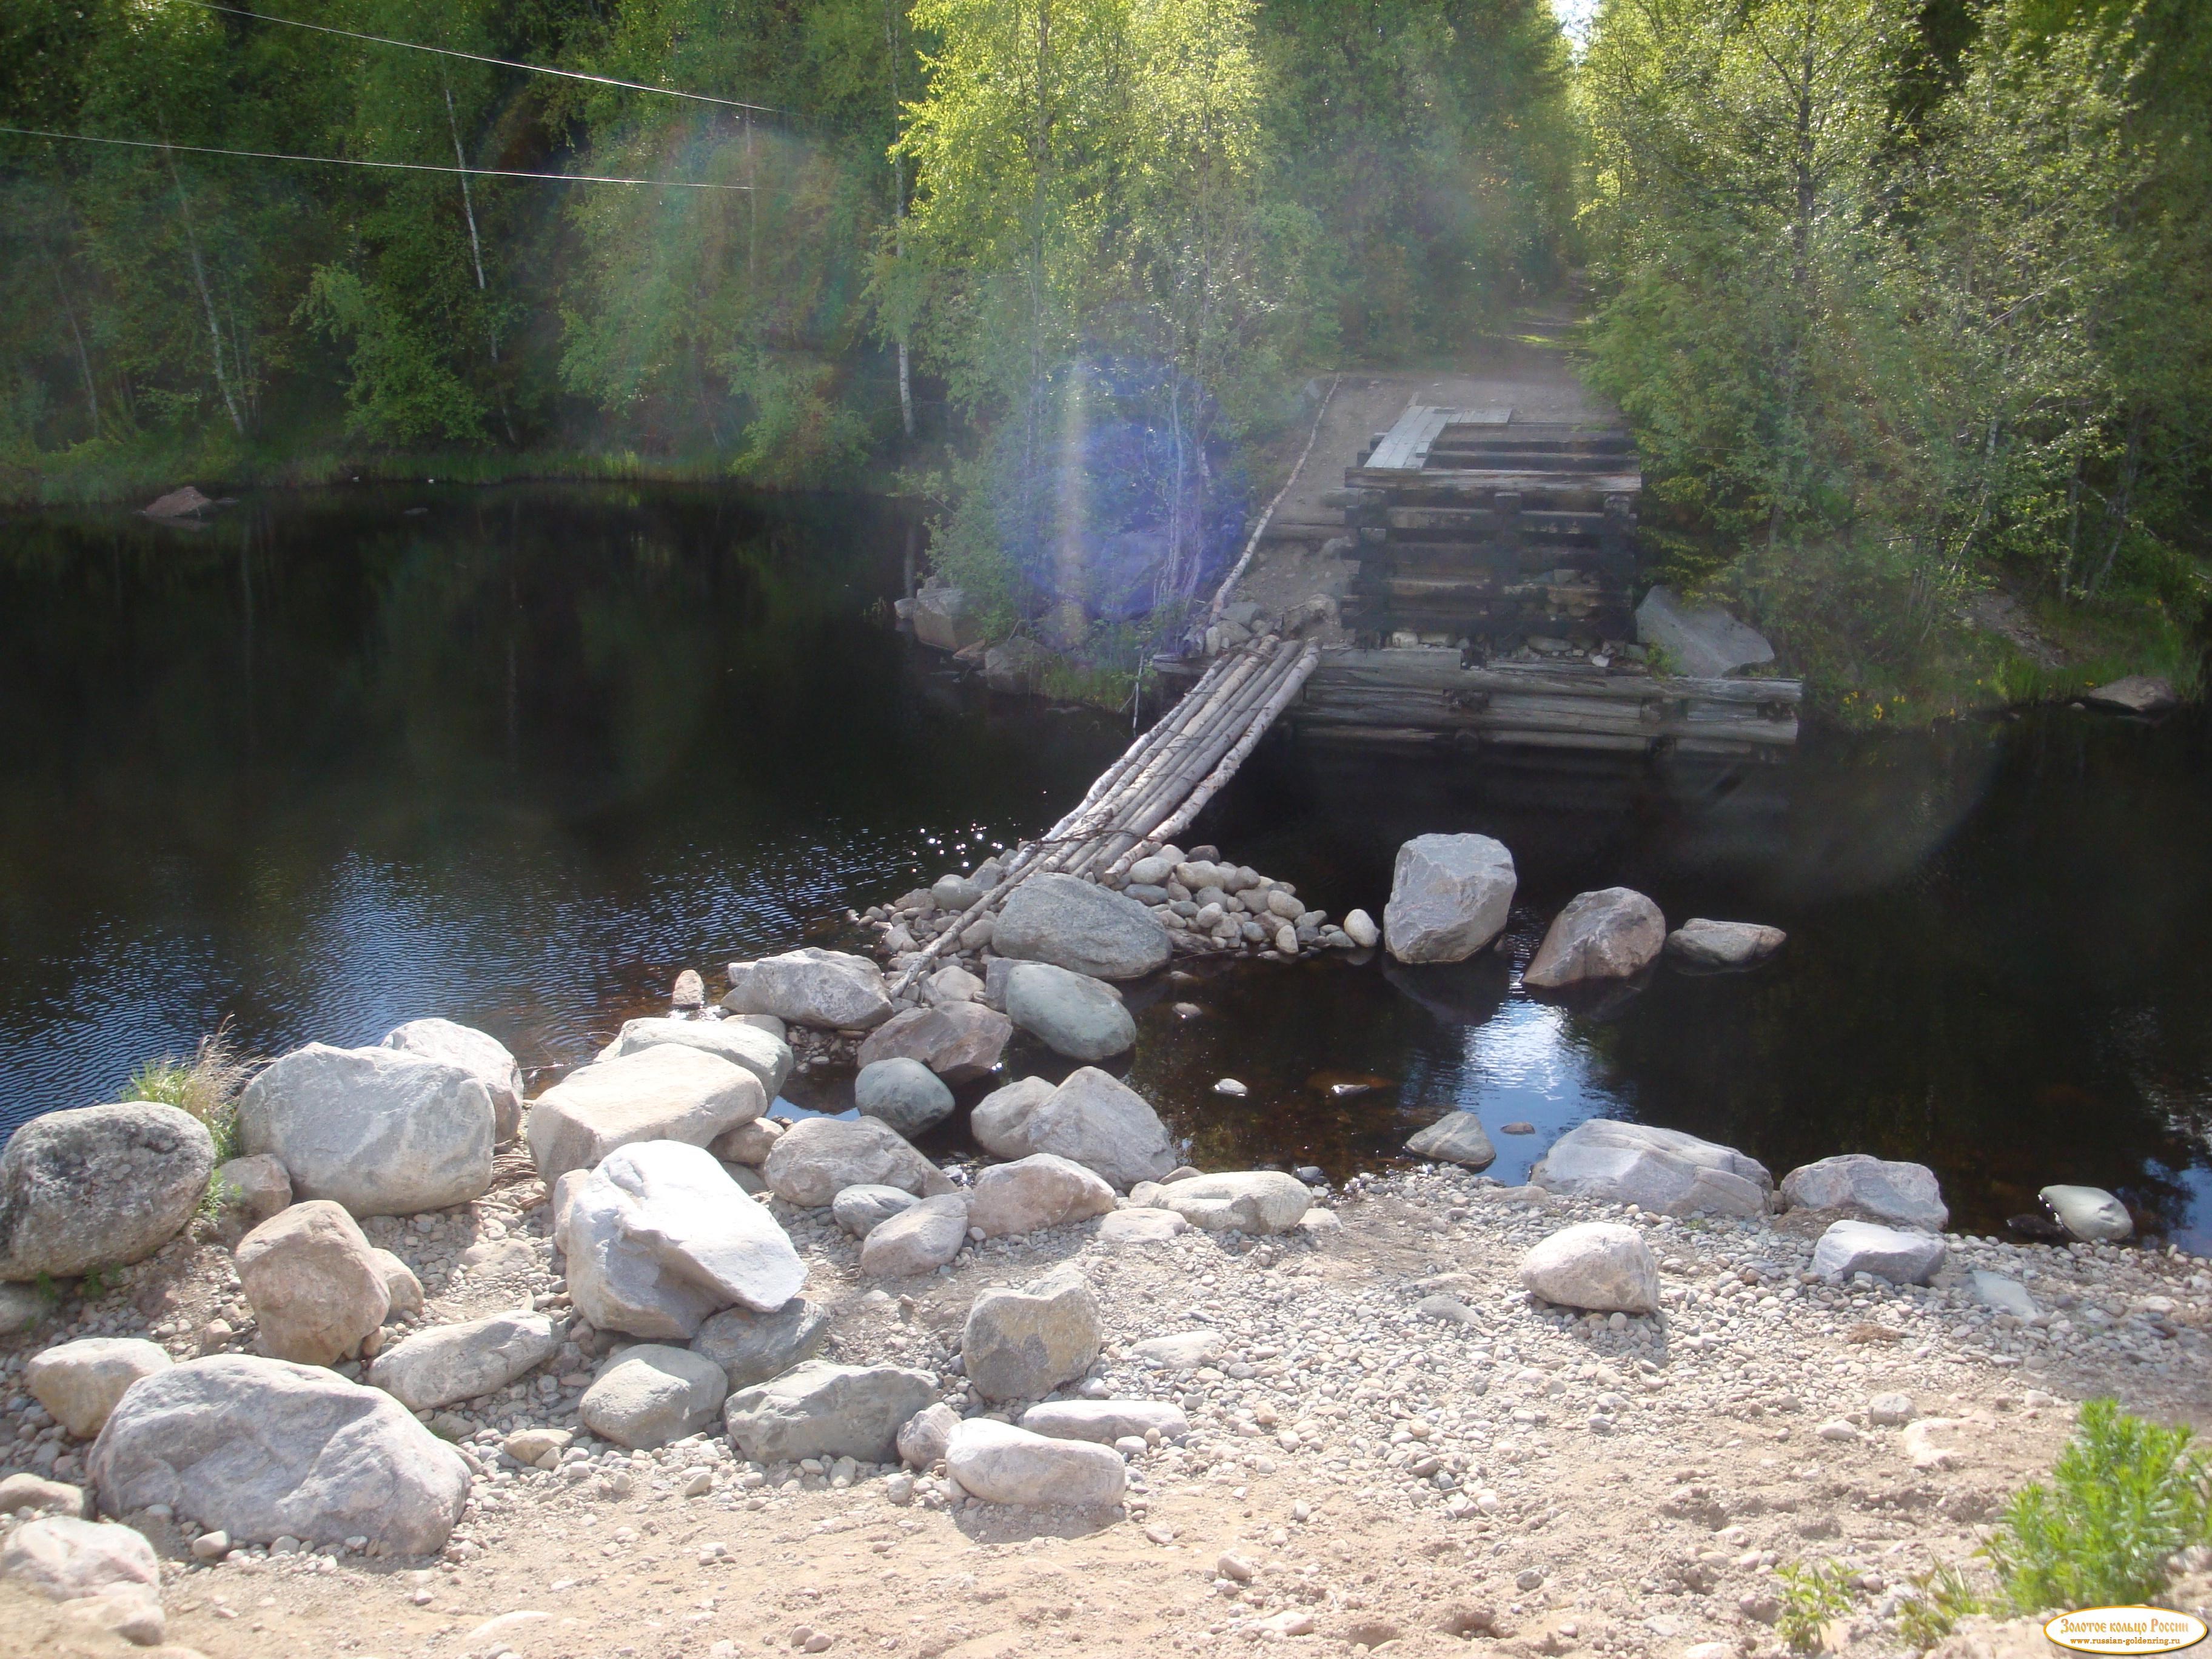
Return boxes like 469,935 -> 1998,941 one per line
127,1023 -> 257,1210
1775,1559 -> 1857,1653
1985,1398 -> 2211,1613
76,1264 -> 115,1302
1895,1564 -> 1988,1652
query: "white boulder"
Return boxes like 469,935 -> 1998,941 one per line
89,1354 -> 470,1554
25,1339 -> 172,1439
761,1116 -> 953,1208
1780,1155 -> 1948,1231
238,1044 -> 493,1217
969,1067 -> 1175,1190
560,1141 -> 805,1339
1382,834 -> 1517,964
1520,1222 -> 1660,1313
0,1102 -> 215,1281
1665,919 -> 1786,970
526,1045 -> 763,1184
367,1312 -> 560,1412
946,1418 -> 1125,1508
1812,1219 -> 1947,1285
597,1016 -> 793,1102
381,1018 -> 526,1142
1522,888 -> 1666,989
1155,1171 -> 1313,1235
2040,1184 -> 2132,1242
1530,1119 -> 1772,1218
723,948 -> 893,1030
967,1154 -> 1117,1238
857,1194 -> 971,1276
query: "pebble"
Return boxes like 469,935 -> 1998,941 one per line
1212,1079 -> 1248,1097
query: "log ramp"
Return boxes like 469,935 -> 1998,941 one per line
888,634 -> 1320,994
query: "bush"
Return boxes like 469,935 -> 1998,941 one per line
1775,1558 -> 1857,1652
1895,1564 -> 1988,1652
1985,1398 -> 2211,1612
127,1022 -> 256,1169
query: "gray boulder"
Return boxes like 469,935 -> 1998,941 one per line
89,1354 -> 469,1554
1382,834 -> 1517,964
722,1361 -> 938,1465
2082,675 -> 2178,715
580,1344 -> 729,1449
1781,1155 -> 1948,1231
967,1154 -> 1117,1238
690,1298 -> 830,1390
831,1184 -> 922,1237
1635,585 -> 1775,679
857,1193 -> 972,1276
853,1059 -> 957,1138
1095,1207 -> 1190,1247
933,873 -> 984,911
0,1514 -> 163,1643
982,638 -> 1050,694
366,1312 -> 559,1412
911,586 -> 983,653
235,1201 -> 390,1367
560,1141 -> 805,1339
1520,1222 -> 1660,1313
2040,1184 -> 2132,1242
710,1116 -> 785,1167
25,1339 -> 172,1439
1523,888 -> 1666,990
527,1045 -> 763,1184
597,1016 -> 793,1102
722,948 -> 893,1030
761,1116 -> 954,1208
970,1067 -> 1175,1191
239,1044 -> 493,1217
992,874 -> 1171,980
0,1102 -> 215,1282
1404,1112 -> 1497,1170
1156,1171 -> 1312,1235
381,1018 -> 526,1142
1666,919 -> 1787,970
897,1401 -> 960,1469
211,1153 -> 291,1222
1004,963 -> 1137,1062
962,1265 -> 1101,1401
857,1004 -> 1011,1084
1812,1219 -> 1947,1285
1530,1120 -> 1772,1218
1019,1399 -> 1188,1445
946,1418 -> 1125,1508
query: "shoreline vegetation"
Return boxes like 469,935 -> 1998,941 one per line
3,0 -> 2207,730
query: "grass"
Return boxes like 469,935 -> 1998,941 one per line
1775,1559 -> 1858,1652
1895,1564 -> 1989,1652
127,1024 -> 258,1214
1984,1398 -> 2211,1614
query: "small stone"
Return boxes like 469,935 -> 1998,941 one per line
0,1474 -> 87,1520
1867,1392 -> 1915,1427
672,968 -> 706,1007
25,1338 -> 173,1439
1342,908 -> 1379,948
858,1194 -> 971,1276
190,1529 -> 232,1561
832,1184 -> 922,1238
1212,1078 -> 1247,1097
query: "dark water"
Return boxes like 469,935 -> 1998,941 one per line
2,486 -> 2207,1249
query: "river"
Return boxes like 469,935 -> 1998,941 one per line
2,484 -> 2205,1248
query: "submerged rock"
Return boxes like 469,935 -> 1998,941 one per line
1404,1111 -> 1497,1170
1382,834 -> 1517,964
853,1057 -> 957,1138
856,1004 -> 1011,1084
1664,918 -> 1787,971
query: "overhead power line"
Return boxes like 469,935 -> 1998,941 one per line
0,125 -> 753,190
177,1 -> 782,115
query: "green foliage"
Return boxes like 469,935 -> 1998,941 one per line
129,1024 -> 255,1179
1985,1398 -> 2212,1614
1775,1558 -> 1857,1653
1895,1564 -> 1988,1653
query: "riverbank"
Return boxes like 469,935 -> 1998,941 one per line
3,1147 -> 2208,1659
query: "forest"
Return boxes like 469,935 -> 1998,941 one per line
1,0 -> 2205,711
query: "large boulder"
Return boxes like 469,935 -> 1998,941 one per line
238,1044 -> 493,1217
234,1201 -> 390,1367
1530,1120 -> 1772,1218
1520,1222 -> 1661,1313
1665,919 -> 1787,971
580,1345 -> 729,1450
856,1005 -> 1011,1084
1635,585 -> 1775,679
690,1298 -> 830,1390
366,1312 -> 560,1412
526,1045 -> 763,1184
597,1017 -> 793,1102
945,1418 -> 1125,1509
89,1355 -> 470,1554
560,1141 -> 805,1339
1780,1155 -> 1948,1232
722,948 -> 893,1030
969,1067 -> 1175,1191
1812,1219 -> 1947,1285
1522,888 -> 1666,990
1404,1112 -> 1496,1170
962,1265 -> 1101,1401
381,1018 -> 526,1143
991,874 -> 1171,981
1019,1399 -> 1189,1445
857,1194 -> 971,1276
761,1116 -> 954,1208
853,1059 -> 957,1138
2081,675 -> 2178,716
911,586 -> 984,653
0,1102 -> 215,1281
1003,964 -> 1137,1062
0,1515 -> 163,1644
25,1339 -> 172,1439
967,1155 -> 1116,1238
1382,834 -> 1517,964
1155,1171 -> 1313,1235
722,1361 -> 937,1465
2040,1184 -> 2133,1242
